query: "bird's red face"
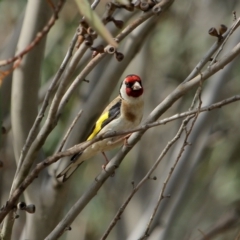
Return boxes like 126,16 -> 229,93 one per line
124,75 -> 143,98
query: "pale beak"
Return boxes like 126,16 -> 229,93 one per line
132,81 -> 142,90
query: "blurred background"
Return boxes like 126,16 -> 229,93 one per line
0,0 -> 240,239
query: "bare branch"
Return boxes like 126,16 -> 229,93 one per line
183,17 -> 240,83
101,115 -> 194,240
2,1 -> 65,239
0,0 -> 65,68
197,208 -> 240,240
13,31 -> 78,181
139,84 -> 203,239
56,110 -> 83,153
209,17 -> 240,66
12,0 -> 100,193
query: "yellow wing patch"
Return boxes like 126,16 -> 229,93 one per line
87,111 -> 109,140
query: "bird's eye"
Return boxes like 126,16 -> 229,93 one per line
125,82 -> 131,88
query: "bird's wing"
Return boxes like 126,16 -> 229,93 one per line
87,96 -> 122,141
70,97 -> 122,162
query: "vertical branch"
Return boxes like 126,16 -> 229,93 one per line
1,1 -> 58,239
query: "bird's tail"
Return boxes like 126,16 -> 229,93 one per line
56,161 -> 84,182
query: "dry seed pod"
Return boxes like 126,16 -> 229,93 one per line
91,45 -> 105,53
91,45 -> 105,58
103,2 -> 116,24
83,34 -> 92,41
122,3 -> 134,11
83,34 -> 93,46
147,0 -> 155,6
76,27 -> 81,35
64,226 -> 72,232
79,19 -> 88,29
105,45 -> 116,54
140,2 -> 149,11
17,202 -> 26,210
106,2 -> 115,11
208,27 -> 219,37
218,24 -> 228,36
134,0 -> 141,8
115,51 -> 124,61
85,39 -> 93,46
77,27 -> 87,36
87,27 -> 98,39
25,204 -> 36,214
92,51 -> 98,58
112,19 -> 124,29
152,5 -> 161,14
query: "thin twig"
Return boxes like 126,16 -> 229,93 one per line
129,95 -> 239,136
235,230 -> 240,240
197,207 -> 240,240
91,0 -> 100,9
209,17 -> 240,66
0,58 -> 22,85
0,2 -> 67,239
13,0 -> 100,190
139,85 -> 203,239
0,0 -> 65,68
189,85 -> 202,110
14,32 -> 78,177
56,110 -> 83,153
183,17 -> 240,83
198,229 -> 210,240
139,119 -> 193,240
101,115 -> 194,240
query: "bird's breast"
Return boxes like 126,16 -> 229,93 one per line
124,109 -> 137,122
121,99 -> 143,125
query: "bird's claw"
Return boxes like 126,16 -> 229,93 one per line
124,134 -> 133,148
102,164 -> 115,177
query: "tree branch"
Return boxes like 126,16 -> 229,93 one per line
183,17 -> 240,83
101,115 -> 195,240
0,0 -> 65,68
139,84 -> 203,239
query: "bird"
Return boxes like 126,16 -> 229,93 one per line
57,74 -> 144,182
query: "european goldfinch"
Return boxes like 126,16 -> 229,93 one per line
57,74 -> 144,182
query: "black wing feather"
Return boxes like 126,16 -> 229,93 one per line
100,100 -> 121,129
